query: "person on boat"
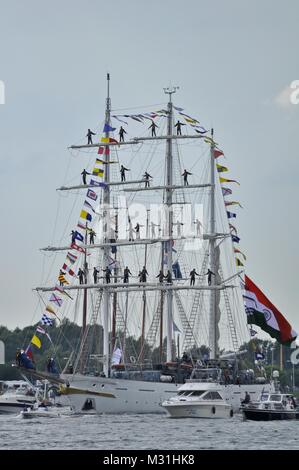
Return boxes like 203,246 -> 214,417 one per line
134,222 -> 144,240
165,270 -> 172,284
182,169 -> 192,186
86,128 -> 96,145
128,220 -> 134,241
143,171 -> 153,188
78,268 -> 85,285
59,269 -> 66,286
81,169 -> 91,185
242,392 -> 251,404
103,266 -> 111,283
194,218 -> 202,236
140,266 -> 148,283
205,268 -> 215,286
174,120 -> 186,136
174,220 -> 184,237
190,268 -> 199,286
156,270 -> 165,284
123,266 -> 132,283
89,228 -> 96,244
16,348 -> 21,366
93,267 -> 99,284
120,164 -> 130,182
119,126 -> 127,143
148,120 -> 159,137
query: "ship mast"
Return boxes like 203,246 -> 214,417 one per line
103,73 -> 111,376
208,128 -> 218,359
164,86 -> 178,362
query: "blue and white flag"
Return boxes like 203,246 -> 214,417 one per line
40,314 -> 54,326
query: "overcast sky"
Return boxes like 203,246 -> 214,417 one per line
0,0 -> 298,335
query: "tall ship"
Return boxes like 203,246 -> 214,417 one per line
18,75 -> 297,413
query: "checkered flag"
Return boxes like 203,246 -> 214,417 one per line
41,314 -> 54,326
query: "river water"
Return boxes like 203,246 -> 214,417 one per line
0,413 -> 298,450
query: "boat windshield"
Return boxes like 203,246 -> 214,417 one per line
269,394 -> 282,402
202,391 -> 222,400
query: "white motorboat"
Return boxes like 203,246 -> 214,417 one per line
162,381 -> 233,418
0,382 -> 36,414
20,403 -> 73,419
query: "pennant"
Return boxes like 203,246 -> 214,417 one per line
83,200 -> 95,213
227,211 -> 237,219
112,115 -> 129,125
98,146 -> 109,156
66,252 -> 78,265
229,223 -> 238,234
173,106 -> 184,112
179,112 -> 199,123
36,325 -> 46,335
204,136 -> 218,145
25,344 -> 34,360
222,187 -> 232,196
80,210 -> 92,222
73,231 -> 84,243
194,127 -> 208,134
236,257 -> 244,267
71,242 -> 86,254
231,234 -> 240,243
234,247 -> 247,260
219,177 -> 240,185
49,293 -> 63,307
92,167 -> 104,177
214,149 -> 224,158
77,222 -> 87,231
62,263 -> 76,277
46,304 -> 56,315
103,123 -> 116,133
109,137 -> 119,145
225,201 -> 243,208
216,164 -> 228,173
58,273 -> 69,285
40,313 -> 54,326
90,179 -> 108,188
54,285 -> 73,300
244,275 -> 297,345
86,189 -> 98,201
31,335 -> 41,349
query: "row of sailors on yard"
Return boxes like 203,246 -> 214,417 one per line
60,267 -> 215,286
71,219 -> 202,246
86,120 -> 187,146
81,166 -> 192,187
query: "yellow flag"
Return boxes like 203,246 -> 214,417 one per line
101,137 -> 109,143
31,335 -> 41,349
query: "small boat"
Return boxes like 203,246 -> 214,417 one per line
241,392 -> 299,421
0,382 -> 36,414
162,382 -> 233,418
20,402 -> 73,419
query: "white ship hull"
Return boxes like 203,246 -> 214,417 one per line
62,374 -> 274,414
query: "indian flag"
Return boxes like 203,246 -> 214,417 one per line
243,275 -> 297,346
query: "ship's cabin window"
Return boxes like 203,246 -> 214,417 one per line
269,394 -> 282,402
202,391 -> 222,400
178,391 -> 193,396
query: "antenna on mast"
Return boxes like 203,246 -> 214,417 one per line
163,86 -> 179,102
106,72 -> 111,110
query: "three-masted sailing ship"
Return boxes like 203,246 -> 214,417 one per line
19,75 -> 297,413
